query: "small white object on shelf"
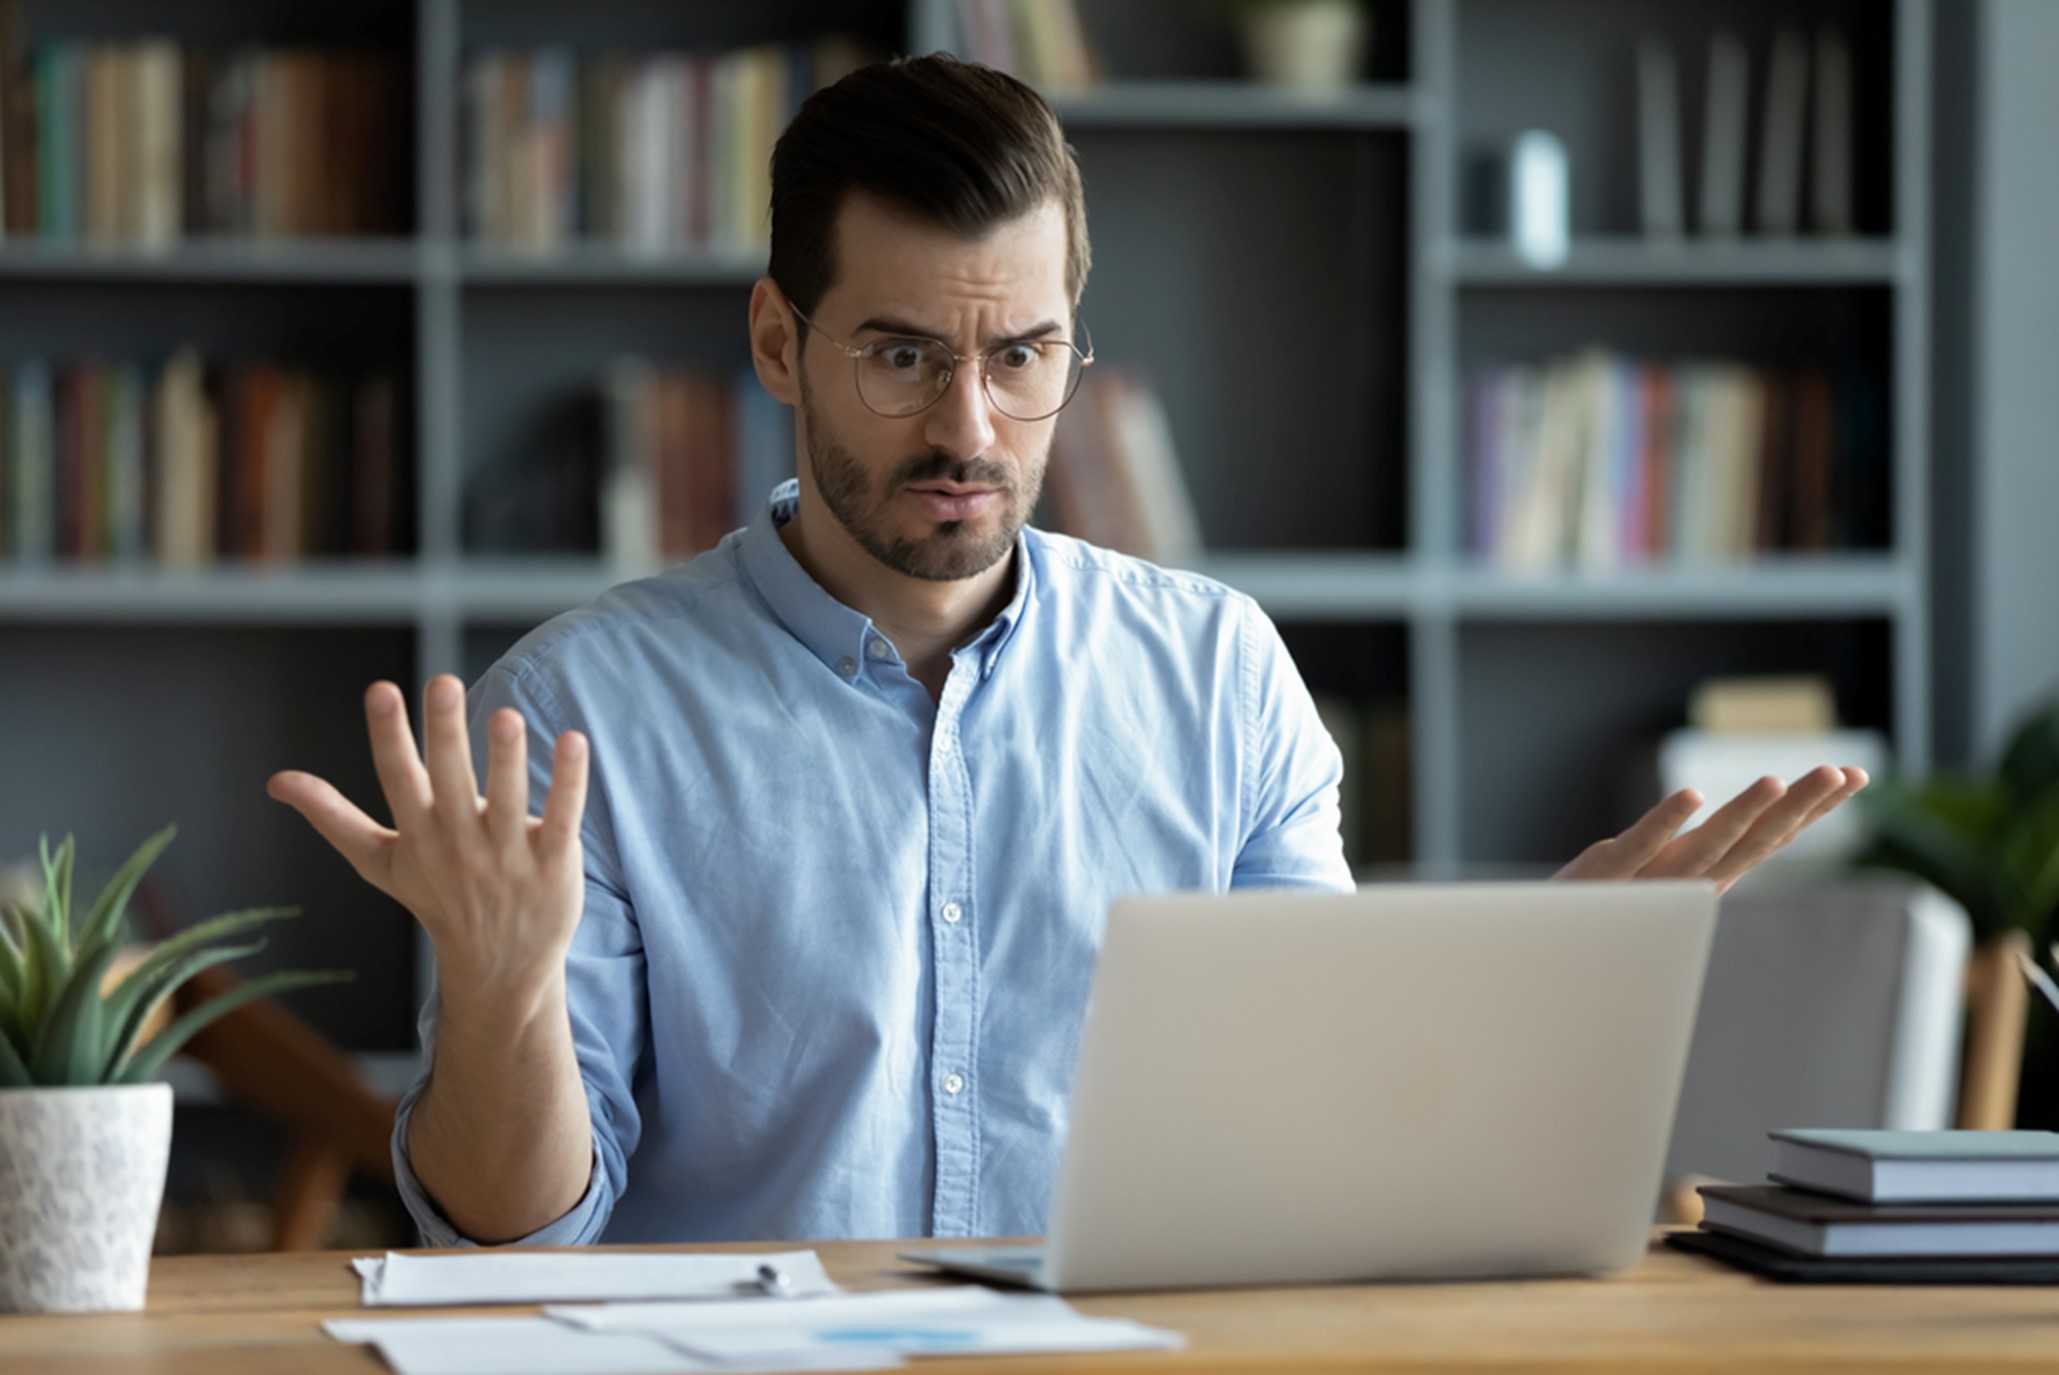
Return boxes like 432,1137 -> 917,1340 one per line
1509,129 -> 1569,269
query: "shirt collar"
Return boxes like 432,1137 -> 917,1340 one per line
737,479 -> 1035,686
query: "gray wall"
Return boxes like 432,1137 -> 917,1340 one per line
1941,0 -> 2059,764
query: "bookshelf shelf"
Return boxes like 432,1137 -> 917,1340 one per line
0,239 -> 422,284
455,246 -> 768,288
1446,559 -> 1914,619
1443,238 -> 1908,287
0,565 -> 428,622
1047,80 -> 1419,131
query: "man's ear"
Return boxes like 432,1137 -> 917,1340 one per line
749,278 -> 802,405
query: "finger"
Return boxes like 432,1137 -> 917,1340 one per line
1795,766 -> 1869,834
364,680 -> 433,827
1642,775 -> 1788,878
1702,766 -> 1849,887
420,675 -> 484,833
1585,789 -> 1704,876
484,707 -> 531,853
266,769 -> 398,885
537,731 -> 590,865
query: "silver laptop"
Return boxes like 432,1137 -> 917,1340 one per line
903,880 -> 1719,1292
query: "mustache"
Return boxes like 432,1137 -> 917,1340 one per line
890,453 -> 1013,490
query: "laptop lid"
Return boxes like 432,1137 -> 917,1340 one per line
1038,880 -> 1719,1291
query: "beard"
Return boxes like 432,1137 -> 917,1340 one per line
799,377 -> 1045,583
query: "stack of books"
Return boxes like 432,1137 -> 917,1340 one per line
1676,1129 -> 2059,1281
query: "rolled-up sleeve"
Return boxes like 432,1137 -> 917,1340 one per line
387,662 -> 652,1247
1230,597 -> 1356,893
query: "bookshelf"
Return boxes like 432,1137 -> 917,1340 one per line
0,0 -> 1933,1067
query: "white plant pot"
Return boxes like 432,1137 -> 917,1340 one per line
0,1083 -> 172,1313
1240,1 -> 1372,91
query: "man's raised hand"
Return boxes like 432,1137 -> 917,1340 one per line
266,675 -> 590,995
1554,765 -> 1868,895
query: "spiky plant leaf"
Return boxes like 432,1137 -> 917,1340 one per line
16,895 -> 69,1035
28,936 -> 126,1085
114,969 -> 352,1084
74,825 -> 175,963
99,907 -> 298,1067
39,835 -> 74,954
98,938 -> 270,1082
0,1023 -> 30,1089
0,901 -> 23,1001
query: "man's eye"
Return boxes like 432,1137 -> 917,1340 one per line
996,343 -> 1039,371
881,344 -> 927,371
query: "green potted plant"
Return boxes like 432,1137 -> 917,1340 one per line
1214,0 -> 1373,91
0,826 -> 344,1314
1851,694 -> 2059,1126
1852,694 -> 2059,945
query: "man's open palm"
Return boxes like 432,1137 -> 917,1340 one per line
266,676 -> 590,993
1556,765 -> 1868,895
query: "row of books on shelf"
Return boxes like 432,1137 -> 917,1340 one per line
596,359 -> 794,569
0,43 -> 406,244
0,354 -> 402,566
464,38 -> 872,253
1047,367 -> 1202,569
1637,27 -> 1855,238
952,0 -> 1098,92
1464,350 -> 1885,572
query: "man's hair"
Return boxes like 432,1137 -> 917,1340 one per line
768,54 -> 1091,325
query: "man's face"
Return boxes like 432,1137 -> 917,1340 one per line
795,193 -> 1072,582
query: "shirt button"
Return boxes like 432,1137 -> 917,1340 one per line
943,1073 -> 965,1095
941,902 -> 962,924
866,639 -> 892,661
835,656 -> 857,678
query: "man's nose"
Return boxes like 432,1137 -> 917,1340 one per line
922,359 -> 999,461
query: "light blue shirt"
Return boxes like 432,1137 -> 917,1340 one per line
392,480 -> 1352,1246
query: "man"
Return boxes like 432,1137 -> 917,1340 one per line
267,56 -> 1865,1247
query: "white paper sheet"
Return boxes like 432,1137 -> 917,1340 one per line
324,1316 -> 902,1375
548,1286 -> 1184,1362
353,1249 -> 839,1307
324,1316 -> 710,1375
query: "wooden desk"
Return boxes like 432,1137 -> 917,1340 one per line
6,1232 -> 2059,1373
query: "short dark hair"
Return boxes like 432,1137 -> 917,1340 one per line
768,54 -> 1091,325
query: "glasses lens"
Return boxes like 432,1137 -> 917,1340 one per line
986,340 -> 1083,421
855,338 -> 953,417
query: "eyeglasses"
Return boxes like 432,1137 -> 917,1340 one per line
791,303 -> 1094,422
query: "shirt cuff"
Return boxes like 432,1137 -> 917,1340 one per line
390,1092 -> 609,1248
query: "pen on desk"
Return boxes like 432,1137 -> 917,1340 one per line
755,1262 -> 793,1297
2015,949 -> 2059,1018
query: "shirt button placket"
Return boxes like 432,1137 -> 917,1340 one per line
927,669 -> 981,1235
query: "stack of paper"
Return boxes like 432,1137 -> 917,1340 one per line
327,1252 -> 1183,1375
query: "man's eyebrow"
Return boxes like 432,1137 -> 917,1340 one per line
854,316 -> 1066,348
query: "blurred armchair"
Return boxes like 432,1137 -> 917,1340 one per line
1661,874 -> 2026,1221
